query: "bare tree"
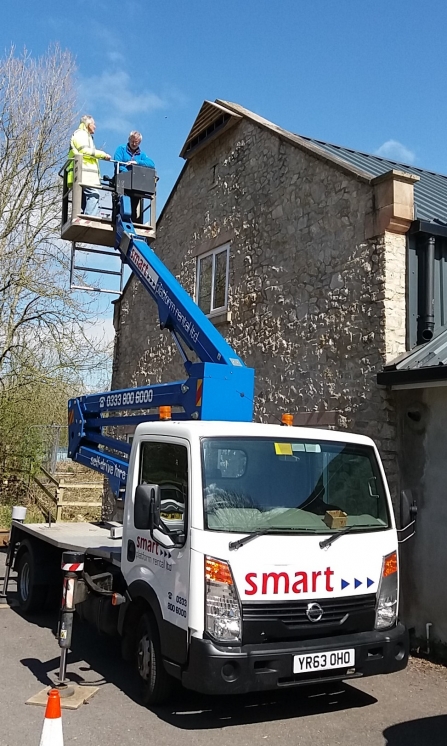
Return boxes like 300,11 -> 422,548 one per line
0,44 -> 111,395
0,46 -> 113,480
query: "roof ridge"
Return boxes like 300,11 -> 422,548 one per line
216,100 -> 374,183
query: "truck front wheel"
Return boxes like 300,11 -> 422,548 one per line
16,550 -> 48,614
136,612 -> 173,705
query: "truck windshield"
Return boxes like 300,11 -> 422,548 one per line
201,437 -> 390,534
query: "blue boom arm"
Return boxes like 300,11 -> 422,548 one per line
68,195 -> 255,496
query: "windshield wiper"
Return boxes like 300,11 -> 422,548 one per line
229,528 -> 274,551
228,527 -> 318,550
319,525 -> 354,550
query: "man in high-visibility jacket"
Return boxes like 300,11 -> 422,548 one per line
67,115 -> 111,216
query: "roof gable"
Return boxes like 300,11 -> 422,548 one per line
180,101 -> 242,159
181,99 -> 447,226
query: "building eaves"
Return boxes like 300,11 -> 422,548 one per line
180,101 -> 243,160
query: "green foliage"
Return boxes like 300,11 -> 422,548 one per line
0,375 -> 76,468
0,504 -> 44,529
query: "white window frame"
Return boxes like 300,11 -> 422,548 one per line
195,242 -> 230,317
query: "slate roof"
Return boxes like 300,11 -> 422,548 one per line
300,137 -> 447,227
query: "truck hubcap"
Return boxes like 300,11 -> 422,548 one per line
137,634 -> 152,680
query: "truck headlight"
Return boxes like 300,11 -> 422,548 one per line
205,556 -> 241,643
375,551 -> 398,630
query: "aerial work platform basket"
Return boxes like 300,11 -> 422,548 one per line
60,154 -> 157,248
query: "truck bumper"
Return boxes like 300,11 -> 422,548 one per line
180,623 -> 408,695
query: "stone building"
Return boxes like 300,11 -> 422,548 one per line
111,100 -> 447,649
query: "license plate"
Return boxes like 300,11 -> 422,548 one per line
293,648 -> 355,674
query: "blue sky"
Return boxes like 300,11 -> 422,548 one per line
5,0 -> 447,207
3,0 -> 447,371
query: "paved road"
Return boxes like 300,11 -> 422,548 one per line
1,548 -> 446,746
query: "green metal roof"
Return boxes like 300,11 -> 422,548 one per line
301,136 -> 447,226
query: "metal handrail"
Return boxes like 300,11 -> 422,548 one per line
59,158 -> 140,178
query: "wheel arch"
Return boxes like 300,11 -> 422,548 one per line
122,580 -> 188,664
14,536 -> 61,585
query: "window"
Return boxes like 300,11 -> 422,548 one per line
139,441 -> 188,532
196,243 -> 229,316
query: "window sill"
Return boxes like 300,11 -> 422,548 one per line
207,310 -> 232,325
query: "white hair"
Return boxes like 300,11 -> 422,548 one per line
129,131 -> 142,141
81,115 -> 95,126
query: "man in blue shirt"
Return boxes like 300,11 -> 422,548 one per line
113,131 -> 155,172
113,131 -> 155,222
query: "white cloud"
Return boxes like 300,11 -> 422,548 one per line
78,69 -> 166,134
99,115 -> 137,134
107,51 -> 126,64
80,70 -> 166,115
375,140 -> 416,164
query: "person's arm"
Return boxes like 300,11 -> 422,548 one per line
95,148 -> 111,160
113,144 -> 129,172
138,151 -> 155,168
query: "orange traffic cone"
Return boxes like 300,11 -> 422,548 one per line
39,689 -> 63,746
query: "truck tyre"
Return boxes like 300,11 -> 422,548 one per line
136,612 -> 173,705
16,551 -> 48,614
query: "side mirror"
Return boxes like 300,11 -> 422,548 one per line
398,489 -> 417,543
134,484 -> 156,530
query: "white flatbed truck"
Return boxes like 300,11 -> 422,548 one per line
7,420 -> 408,705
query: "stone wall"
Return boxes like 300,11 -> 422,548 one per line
112,118 -> 405,502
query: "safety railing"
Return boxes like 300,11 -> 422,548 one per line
59,155 -> 156,235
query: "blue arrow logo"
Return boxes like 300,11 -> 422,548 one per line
354,578 -> 362,589
367,578 -> 374,588
341,579 -> 350,590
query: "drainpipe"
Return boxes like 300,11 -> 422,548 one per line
420,235 -> 435,343
426,622 -> 433,656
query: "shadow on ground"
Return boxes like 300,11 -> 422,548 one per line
384,715 -> 447,745
2,550 -> 377,729
152,682 -> 376,729
17,612 -> 377,729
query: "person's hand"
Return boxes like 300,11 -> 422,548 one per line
127,159 -> 137,165
104,153 -> 111,160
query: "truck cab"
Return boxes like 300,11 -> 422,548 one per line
120,419 -> 407,697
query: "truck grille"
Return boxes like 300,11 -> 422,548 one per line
242,594 -> 376,644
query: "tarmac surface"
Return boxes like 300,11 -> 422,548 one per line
1,547 -> 446,746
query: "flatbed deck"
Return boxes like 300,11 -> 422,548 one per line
12,521 -> 122,566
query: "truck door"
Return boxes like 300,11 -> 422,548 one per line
123,437 -> 190,656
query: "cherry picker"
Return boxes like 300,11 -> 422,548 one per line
2,159 -> 408,706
